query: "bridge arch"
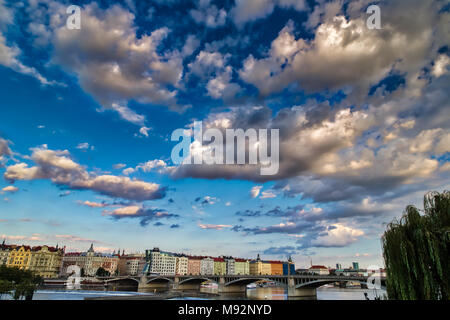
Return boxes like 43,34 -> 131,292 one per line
179,277 -> 215,285
105,277 -> 140,284
146,277 -> 174,284
295,279 -> 386,290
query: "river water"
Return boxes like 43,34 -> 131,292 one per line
4,286 -> 386,300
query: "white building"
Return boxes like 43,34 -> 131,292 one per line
148,248 -> 177,276
200,257 -> 214,275
176,256 -> 188,275
308,265 -> 330,275
226,258 -> 235,275
61,244 -> 119,277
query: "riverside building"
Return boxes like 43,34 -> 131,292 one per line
225,258 -> 235,275
0,240 -> 14,265
146,248 -> 177,276
61,244 -> 119,276
29,245 -> 64,278
2,242 -> 64,278
234,258 -> 250,275
200,257 -> 214,275
118,253 -> 146,276
249,254 -> 272,275
187,256 -> 201,275
213,257 -> 226,275
176,255 -> 189,275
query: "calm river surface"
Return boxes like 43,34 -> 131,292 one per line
7,287 -> 386,300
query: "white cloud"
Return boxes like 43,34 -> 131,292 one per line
250,185 -> 263,198
123,159 -> 170,176
139,126 -> 151,137
79,200 -> 109,208
0,138 -> 12,162
190,0 -> 227,28
432,54 -> 450,78
311,224 -> 364,248
198,223 -> 232,230
111,103 -> 146,126
0,34 -> 58,85
1,185 -> 18,193
52,4 -> 189,123
260,190 -> 276,199
76,142 -> 93,150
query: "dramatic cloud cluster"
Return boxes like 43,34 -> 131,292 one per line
52,3 -> 189,123
0,0 -> 449,257
239,0 -> 448,99
3,145 -> 166,201
233,219 -> 364,249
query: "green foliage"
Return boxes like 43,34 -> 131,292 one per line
0,279 -> 13,298
382,191 -> 450,300
0,265 -> 42,300
95,267 -> 110,277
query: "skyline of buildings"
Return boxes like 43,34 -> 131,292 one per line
0,237 -> 378,270
1,241 -> 374,279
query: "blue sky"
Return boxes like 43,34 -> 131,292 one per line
0,0 -> 449,268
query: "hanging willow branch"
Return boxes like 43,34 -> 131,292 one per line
382,191 -> 450,300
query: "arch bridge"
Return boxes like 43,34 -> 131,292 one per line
137,274 -> 386,298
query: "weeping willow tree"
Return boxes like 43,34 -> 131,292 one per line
382,191 -> 450,300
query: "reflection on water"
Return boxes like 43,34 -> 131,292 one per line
4,285 -> 386,300
199,286 -> 386,300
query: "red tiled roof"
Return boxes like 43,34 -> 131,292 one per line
64,252 -> 82,256
31,245 -> 61,252
0,244 -> 16,250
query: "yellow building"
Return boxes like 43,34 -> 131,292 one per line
7,245 -> 32,270
213,258 -> 226,275
249,255 -> 271,275
234,259 -> 249,275
6,244 -> 64,278
29,245 -> 64,278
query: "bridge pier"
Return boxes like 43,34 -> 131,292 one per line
216,277 -> 245,294
287,278 -> 317,298
138,276 -> 170,292
172,277 -> 203,291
